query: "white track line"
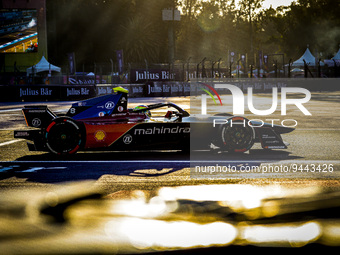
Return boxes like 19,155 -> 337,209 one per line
0,108 -> 22,113
0,139 -> 23,147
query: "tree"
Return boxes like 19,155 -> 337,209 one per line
116,15 -> 162,63
237,0 -> 264,63
176,0 -> 238,62
47,0 -> 171,68
47,0 -> 340,70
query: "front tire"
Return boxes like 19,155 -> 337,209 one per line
217,117 -> 255,153
45,117 -> 83,155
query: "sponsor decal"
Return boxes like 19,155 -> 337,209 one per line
27,109 -> 45,113
123,134 -> 133,144
14,131 -> 30,137
31,118 -> 41,127
94,130 -> 106,141
105,101 -> 115,109
134,126 -> 190,135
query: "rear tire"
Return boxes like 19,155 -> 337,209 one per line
45,117 -> 83,155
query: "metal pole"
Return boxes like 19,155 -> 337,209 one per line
110,59 -> 113,84
202,57 -> 206,78
144,59 -> 148,83
187,57 -> 191,81
211,61 -> 215,78
217,58 -> 221,78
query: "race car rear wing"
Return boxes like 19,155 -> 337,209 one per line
22,105 -> 57,128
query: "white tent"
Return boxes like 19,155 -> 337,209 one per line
231,69 -> 244,74
291,47 -> 324,67
332,48 -> 340,60
250,69 -> 265,74
323,48 -> 340,67
27,56 -> 61,75
291,68 -> 304,72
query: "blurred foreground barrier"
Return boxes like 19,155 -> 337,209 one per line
1,182 -> 340,254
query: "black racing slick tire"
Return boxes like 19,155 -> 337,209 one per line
45,117 -> 84,155
219,116 -> 255,153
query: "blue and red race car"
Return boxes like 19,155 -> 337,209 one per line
14,87 -> 294,155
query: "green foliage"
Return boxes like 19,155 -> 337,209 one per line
116,15 -> 162,63
266,0 -> 340,59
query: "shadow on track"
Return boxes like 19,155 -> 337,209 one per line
14,150 -> 190,162
0,149 -> 303,184
0,151 -> 190,183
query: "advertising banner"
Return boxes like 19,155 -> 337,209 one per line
64,75 -> 108,85
59,85 -> 97,100
97,84 -> 145,98
130,69 -> 179,83
147,82 -> 191,97
0,85 -> 96,101
97,82 -> 191,98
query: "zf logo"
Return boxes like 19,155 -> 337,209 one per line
123,134 -> 133,144
105,101 -> 115,109
32,118 -> 41,127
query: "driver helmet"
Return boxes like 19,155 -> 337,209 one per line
134,105 -> 151,117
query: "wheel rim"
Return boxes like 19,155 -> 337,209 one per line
46,118 -> 82,155
221,118 -> 254,152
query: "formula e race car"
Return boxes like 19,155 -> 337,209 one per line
14,87 -> 294,155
